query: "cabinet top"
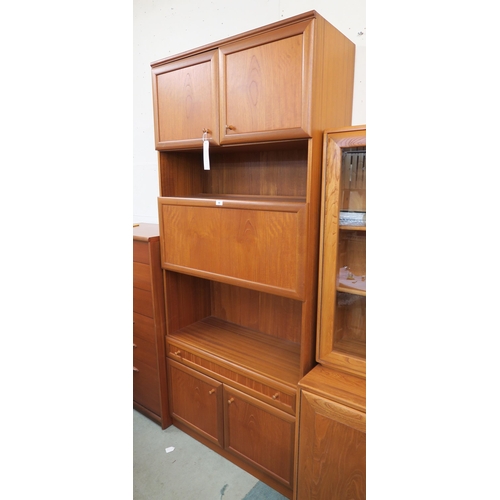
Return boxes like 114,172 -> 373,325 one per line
299,364 -> 366,412
133,223 -> 160,241
151,10 -> 324,68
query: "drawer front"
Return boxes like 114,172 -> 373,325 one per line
133,262 -> 151,291
133,287 -> 154,318
133,334 -> 157,367
167,342 -> 296,414
133,240 -> 150,265
133,358 -> 161,415
133,312 -> 156,343
160,201 -> 306,299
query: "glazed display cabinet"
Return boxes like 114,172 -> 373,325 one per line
295,125 -> 366,499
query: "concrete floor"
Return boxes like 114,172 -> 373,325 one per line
133,410 -> 287,500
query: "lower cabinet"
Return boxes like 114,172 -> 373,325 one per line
167,359 -> 295,495
295,365 -> 366,500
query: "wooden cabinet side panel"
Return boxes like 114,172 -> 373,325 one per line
296,390 -> 366,500
148,238 -> 171,428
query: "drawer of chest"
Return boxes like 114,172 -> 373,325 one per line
166,342 -> 296,414
133,240 -> 150,264
133,312 -> 156,343
133,262 -> 152,291
133,287 -> 153,318
133,334 -> 157,367
133,358 -> 161,415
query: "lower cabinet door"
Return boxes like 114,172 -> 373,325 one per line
167,359 -> 224,448
296,390 -> 366,500
223,385 -> 295,489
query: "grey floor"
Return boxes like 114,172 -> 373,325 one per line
133,410 -> 288,500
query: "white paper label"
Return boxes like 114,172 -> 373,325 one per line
203,138 -> 210,170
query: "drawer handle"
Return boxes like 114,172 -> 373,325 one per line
174,350 -> 181,356
208,389 -> 215,395
272,393 -> 280,400
225,124 -> 236,131
133,367 -> 139,372
227,398 -> 234,405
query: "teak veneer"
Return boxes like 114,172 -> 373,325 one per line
151,11 -> 356,498
295,126 -> 366,499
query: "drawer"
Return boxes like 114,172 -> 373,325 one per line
159,199 -> 307,299
133,334 -> 157,367
133,287 -> 153,317
133,262 -> 152,291
133,312 -> 156,343
133,240 -> 150,265
167,342 -> 296,414
133,358 -> 161,415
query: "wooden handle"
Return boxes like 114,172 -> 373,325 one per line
209,389 -> 215,395
133,367 -> 139,372
225,124 -> 235,131
227,398 -> 235,405
174,350 -> 181,356
272,393 -> 279,400
133,344 -> 137,348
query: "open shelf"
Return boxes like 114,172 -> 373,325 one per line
168,316 -> 301,388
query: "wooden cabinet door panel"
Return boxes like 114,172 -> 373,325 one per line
168,360 -> 224,448
219,20 -> 313,144
297,390 -> 366,500
224,386 -> 295,489
159,200 -> 306,299
152,51 -> 219,149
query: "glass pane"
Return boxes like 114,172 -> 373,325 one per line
334,146 -> 366,361
339,147 -> 366,227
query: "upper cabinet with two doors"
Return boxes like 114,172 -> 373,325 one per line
151,12 -> 354,149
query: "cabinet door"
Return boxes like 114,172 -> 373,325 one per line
296,390 -> 366,500
152,50 -> 220,149
159,198 -> 307,299
167,359 -> 224,448
219,20 -> 313,144
224,385 -> 295,489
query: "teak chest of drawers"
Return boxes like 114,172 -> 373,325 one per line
133,223 -> 171,429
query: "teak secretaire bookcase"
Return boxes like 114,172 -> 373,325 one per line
150,11 -> 355,498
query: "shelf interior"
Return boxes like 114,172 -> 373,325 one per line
168,316 -> 301,387
159,142 -> 309,198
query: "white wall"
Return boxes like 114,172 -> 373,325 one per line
133,0 -> 366,223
